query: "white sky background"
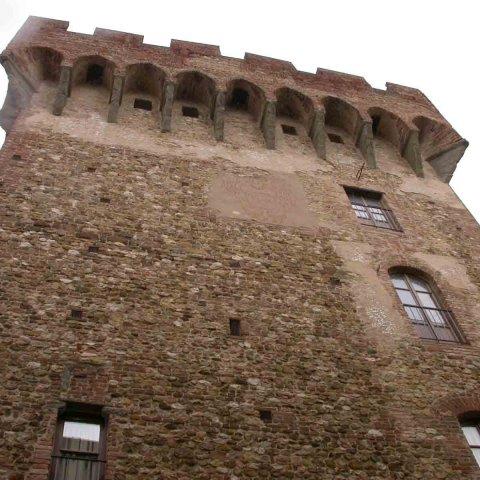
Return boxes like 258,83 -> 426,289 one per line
0,0 -> 478,221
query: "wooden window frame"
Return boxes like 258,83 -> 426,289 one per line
460,419 -> 480,468
50,403 -> 107,480
390,271 -> 464,343
344,187 -> 402,232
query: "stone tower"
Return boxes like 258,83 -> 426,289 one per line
1,15 -> 479,480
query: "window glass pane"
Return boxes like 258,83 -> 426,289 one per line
410,277 -> 430,293
364,196 -> 382,207
462,426 -> 480,446
396,289 -> 416,306
352,204 -> 369,219
417,292 -> 437,309
472,448 -> 480,467
369,207 -> 388,224
391,275 -> 408,289
63,421 -> 100,442
425,308 -> 446,326
405,305 -> 426,324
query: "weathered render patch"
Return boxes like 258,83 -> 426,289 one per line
207,171 -> 318,229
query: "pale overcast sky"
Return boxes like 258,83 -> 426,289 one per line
0,0 -> 478,221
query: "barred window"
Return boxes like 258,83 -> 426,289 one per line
390,271 -> 463,343
460,415 -> 480,467
50,403 -> 106,480
345,187 -> 401,231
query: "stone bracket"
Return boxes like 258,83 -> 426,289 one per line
261,100 -> 276,149
213,91 -> 225,141
403,130 -> 424,177
309,109 -> 326,160
161,80 -> 175,132
107,74 -> 125,124
356,121 -> 377,169
52,65 -> 72,116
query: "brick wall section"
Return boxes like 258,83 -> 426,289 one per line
1,16 -> 480,480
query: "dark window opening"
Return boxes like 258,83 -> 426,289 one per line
88,245 -> 99,253
86,64 -> 104,86
182,106 -> 199,118
259,409 -> 272,423
281,124 -> 297,135
230,88 -> 249,110
86,166 -> 97,173
371,115 -> 381,135
390,271 -> 464,343
50,402 -> 106,480
100,197 -> 110,204
459,415 -> 480,467
70,309 -> 83,319
133,98 -> 152,111
229,318 -> 241,336
12,154 -> 22,161
344,187 -> 401,231
328,133 -> 344,144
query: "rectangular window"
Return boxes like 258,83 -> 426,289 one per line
344,187 -> 401,231
50,403 -> 106,480
328,133 -> 344,144
182,106 -> 199,118
281,124 -> 297,135
133,98 -> 152,111
229,318 -> 241,336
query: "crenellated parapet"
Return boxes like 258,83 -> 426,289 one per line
0,16 -> 468,182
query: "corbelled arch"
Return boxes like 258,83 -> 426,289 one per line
323,96 -> 362,140
226,78 -> 266,122
125,63 -> 166,99
71,55 -> 116,89
368,106 -> 410,153
175,70 -> 216,108
0,45 -> 64,130
275,87 -> 315,132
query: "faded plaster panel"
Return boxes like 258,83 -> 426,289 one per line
207,172 -> 317,229
332,241 -> 411,343
399,176 -> 464,209
413,253 -> 476,292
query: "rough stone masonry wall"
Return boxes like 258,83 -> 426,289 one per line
1,17 -> 480,480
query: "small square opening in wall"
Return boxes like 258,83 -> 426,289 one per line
87,166 -> 97,173
100,197 -> 111,203
281,124 -> 297,135
328,133 -> 344,144
259,409 -> 272,423
70,309 -> 83,319
229,318 -> 241,336
12,154 -> 22,161
88,245 -> 99,253
182,106 -> 199,118
134,98 -> 152,111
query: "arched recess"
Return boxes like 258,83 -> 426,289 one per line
368,107 -> 410,153
120,63 -> 165,123
173,71 -> 217,136
226,78 -> 265,122
0,46 -> 63,131
67,55 -> 116,118
413,116 -> 468,182
276,87 -> 314,134
323,96 -> 362,145
223,78 -> 266,146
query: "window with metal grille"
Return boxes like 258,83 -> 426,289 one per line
328,133 -> 344,144
345,187 -> 401,231
389,271 -> 464,343
50,403 -> 107,480
460,417 -> 480,467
